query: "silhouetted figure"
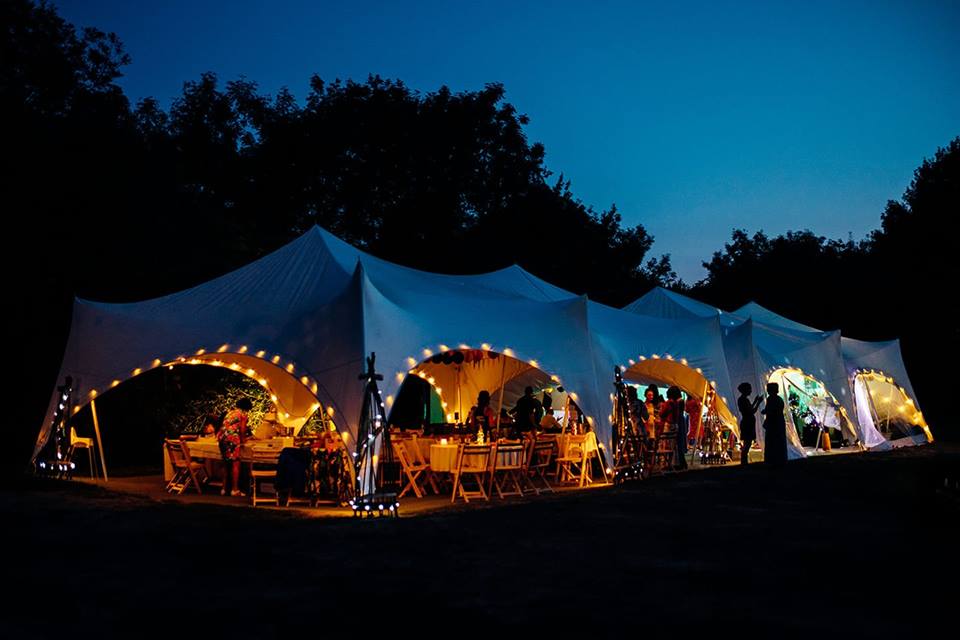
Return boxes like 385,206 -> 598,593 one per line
737,383 -> 763,464
626,386 -> 649,436
467,390 -> 495,439
539,394 -> 562,433
511,386 -> 542,436
663,385 -> 687,469
761,382 -> 787,465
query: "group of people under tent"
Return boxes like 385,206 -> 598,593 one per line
614,380 -> 792,468
464,386 -> 589,442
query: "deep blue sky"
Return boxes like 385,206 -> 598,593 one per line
55,0 -> 959,282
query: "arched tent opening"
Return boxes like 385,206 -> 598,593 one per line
767,367 -> 857,455
623,354 -> 739,461
853,370 -> 932,446
44,349 -> 333,477
388,347 -> 588,436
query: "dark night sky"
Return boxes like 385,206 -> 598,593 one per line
54,0 -> 960,281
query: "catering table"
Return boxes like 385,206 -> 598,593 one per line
428,443 -> 460,472
163,437 -> 295,481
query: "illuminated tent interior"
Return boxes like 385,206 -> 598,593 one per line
623,357 -> 738,431
853,371 -> 932,445
767,367 -> 857,453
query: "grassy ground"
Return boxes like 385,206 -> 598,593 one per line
5,444 -> 958,638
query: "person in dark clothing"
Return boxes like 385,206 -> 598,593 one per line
511,386 -> 542,436
626,386 -> 649,436
663,386 -> 687,469
737,382 -> 763,464
761,382 -> 788,465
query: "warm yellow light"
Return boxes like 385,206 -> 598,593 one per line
341,431 -> 350,444
217,344 -> 229,353
300,376 -> 309,385
229,363 -> 240,370
628,359 -> 635,366
327,406 -> 335,417
238,346 -> 248,354
446,413 -> 454,421
396,372 -> 405,383
638,355 -> 647,361
152,359 -> 161,368
666,354 -> 674,361
441,402 -> 448,408
481,343 -> 491,351
550,375 -> 560,382
256,350 -> 265,358
459,344 -> 470,350
89,390 -> 97,398
695,368 -> 703,374
73,406 -> 80,414
435,387 -> 442,394
259,379 -> 268,387
386,395 -> 394,407
196,349 -> 206,356
503,348 -> 514,357
439,344 -> 450,352
310,403 -> 320,412
651,354 -> 660,359
570,392 -> 579,401
528,359 -> 538,368
271,355 -> 281,364
247,368 -> 256,377
189,358 -> 200,365
710,381 -> 717,389
286,363 -> 295,373
406,357 -> 417,367
111,380 -> 120,388
270,395 -> 278,402
418,371 -> 426,379
132,368 -> 142,376
427,377 -> 436,385
311,383 -> 318,394
423,348 -> 433,357
681,358 -> 688,366
898,406 -> 906,413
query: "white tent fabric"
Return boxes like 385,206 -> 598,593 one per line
623,288 -> 916,458
38,227 -> 751,465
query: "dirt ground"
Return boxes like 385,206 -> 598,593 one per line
5,444 -> 958,638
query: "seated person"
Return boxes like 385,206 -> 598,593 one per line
539,395 -> 562,433
201,414 -> 219,437
467,390 -> 496,439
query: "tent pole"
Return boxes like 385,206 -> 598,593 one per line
494,355 -> 506,432
693,378 -> 709,466
456,365 -> 462,424
90,399 -> 108,482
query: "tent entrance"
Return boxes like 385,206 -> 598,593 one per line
624,359 -> 738,464
390,348 -> 580,437
767,368 -> 854,453
64,358 -> 329,473
853,372 -> 931,444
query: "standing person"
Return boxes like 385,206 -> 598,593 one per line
642,386 -> 660,441
662,386 -> 687,469
467,390 -> 495,440
737,383 -> 764,465
761,382 -> 787,465
626,386 -> 649,436
511,386 -> 542,437
218,398 -> 253,496
684,394 -> 702,449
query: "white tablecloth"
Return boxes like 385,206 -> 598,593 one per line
429,444 -> 460,472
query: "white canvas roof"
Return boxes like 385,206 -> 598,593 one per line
34,227 -> 752,465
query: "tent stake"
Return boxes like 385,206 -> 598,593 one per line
90,398 -> 108,481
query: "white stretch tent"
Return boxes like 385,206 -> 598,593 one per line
34,227 -> 753,466
624,288 -> 916,458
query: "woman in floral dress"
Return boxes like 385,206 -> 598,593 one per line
218,398 -> 253,496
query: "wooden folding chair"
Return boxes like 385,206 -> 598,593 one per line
164,439 -> 206,494
244,446 -> 280,506
394,441 -> 437,499
490,442 -> 526,499
450,445 -> 492,503
556,434 -> 589,486
525,439 -> 556,495
652,427 -> 678,475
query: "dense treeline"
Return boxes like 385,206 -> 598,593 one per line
4,1 -> 955,468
